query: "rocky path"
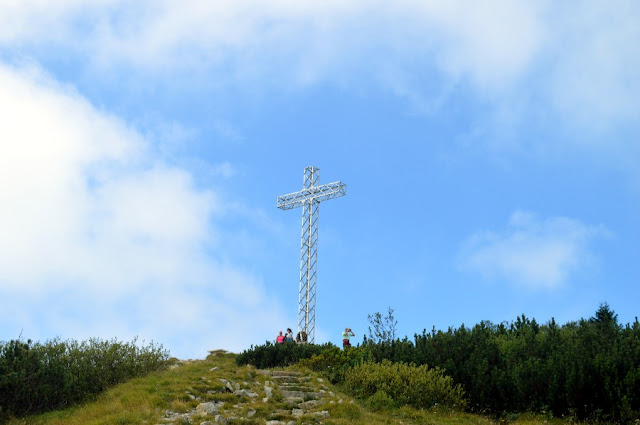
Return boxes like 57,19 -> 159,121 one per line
261,370 -> 333,424
157,353 -> 348,425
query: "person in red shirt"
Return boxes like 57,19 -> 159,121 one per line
276,331 -> 284,344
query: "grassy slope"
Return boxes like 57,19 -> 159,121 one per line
6,351 -> 567,425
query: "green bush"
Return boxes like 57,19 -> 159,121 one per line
235,341 -> 332,368
365,390 -> 394,411
344,360 -> 465,410
299,345 -> 372,383
0,337 -> 168,421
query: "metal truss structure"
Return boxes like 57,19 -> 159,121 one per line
277,166 -> 346,343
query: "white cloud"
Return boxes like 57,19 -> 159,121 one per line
460,211 -> 609,289
409,1 -> 545,90
0,62 -> 288,357
2,1 -> 636,149
546,1 -> 640,134
0,1 -> 547,89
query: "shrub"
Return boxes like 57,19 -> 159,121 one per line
344,360 -> 465,409
0,337 -> 168,421
299,345 -> 372,383
365,390 -> 394,411
235,342 -> 332,368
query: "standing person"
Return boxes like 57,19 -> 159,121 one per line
342,327 -> 355,349
285,328 -> 294,342
276,331 -> 284,344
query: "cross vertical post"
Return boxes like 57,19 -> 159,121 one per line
277,166 -> 346,344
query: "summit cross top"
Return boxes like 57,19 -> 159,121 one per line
277,166 -> 346,344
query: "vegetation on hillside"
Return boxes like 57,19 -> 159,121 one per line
3,304 -> 638,423
2,350 -> 502,425
234,340 -> 332,369
238,304 -> 640,422
0,337 -> 168,422
344,360 -> 465,410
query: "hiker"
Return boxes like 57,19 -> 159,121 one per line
342,327 -> 355,349
276,331 -> 284,344
285,328 -> 294,342
296,331 -> 307,343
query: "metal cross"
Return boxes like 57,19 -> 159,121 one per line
277,166 -> 346,343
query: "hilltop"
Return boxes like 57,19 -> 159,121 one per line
6,350 -> 568,425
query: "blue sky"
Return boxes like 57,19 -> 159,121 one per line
0,1 -> 638,359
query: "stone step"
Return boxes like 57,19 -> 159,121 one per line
271,376 -> 303,383
263,370 -> 302,377
278,382 -> 313,387
280,390 -> 306,399
280,389 -> 323,399
299,399 -> 320,409
279,385 -> 314,392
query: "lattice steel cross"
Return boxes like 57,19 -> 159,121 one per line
277,166 -> 346,344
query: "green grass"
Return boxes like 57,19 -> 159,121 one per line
4,350 -> 598,425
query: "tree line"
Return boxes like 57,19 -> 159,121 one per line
238,304 -> 640,422
362,304 -> 639,422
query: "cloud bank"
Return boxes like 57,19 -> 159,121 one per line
0,1 -> 546,89
0,63 -> 286,358
460,211 -> 609,289
1,1 -> 637,139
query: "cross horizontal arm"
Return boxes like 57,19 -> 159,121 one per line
277,181 -> 346,210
